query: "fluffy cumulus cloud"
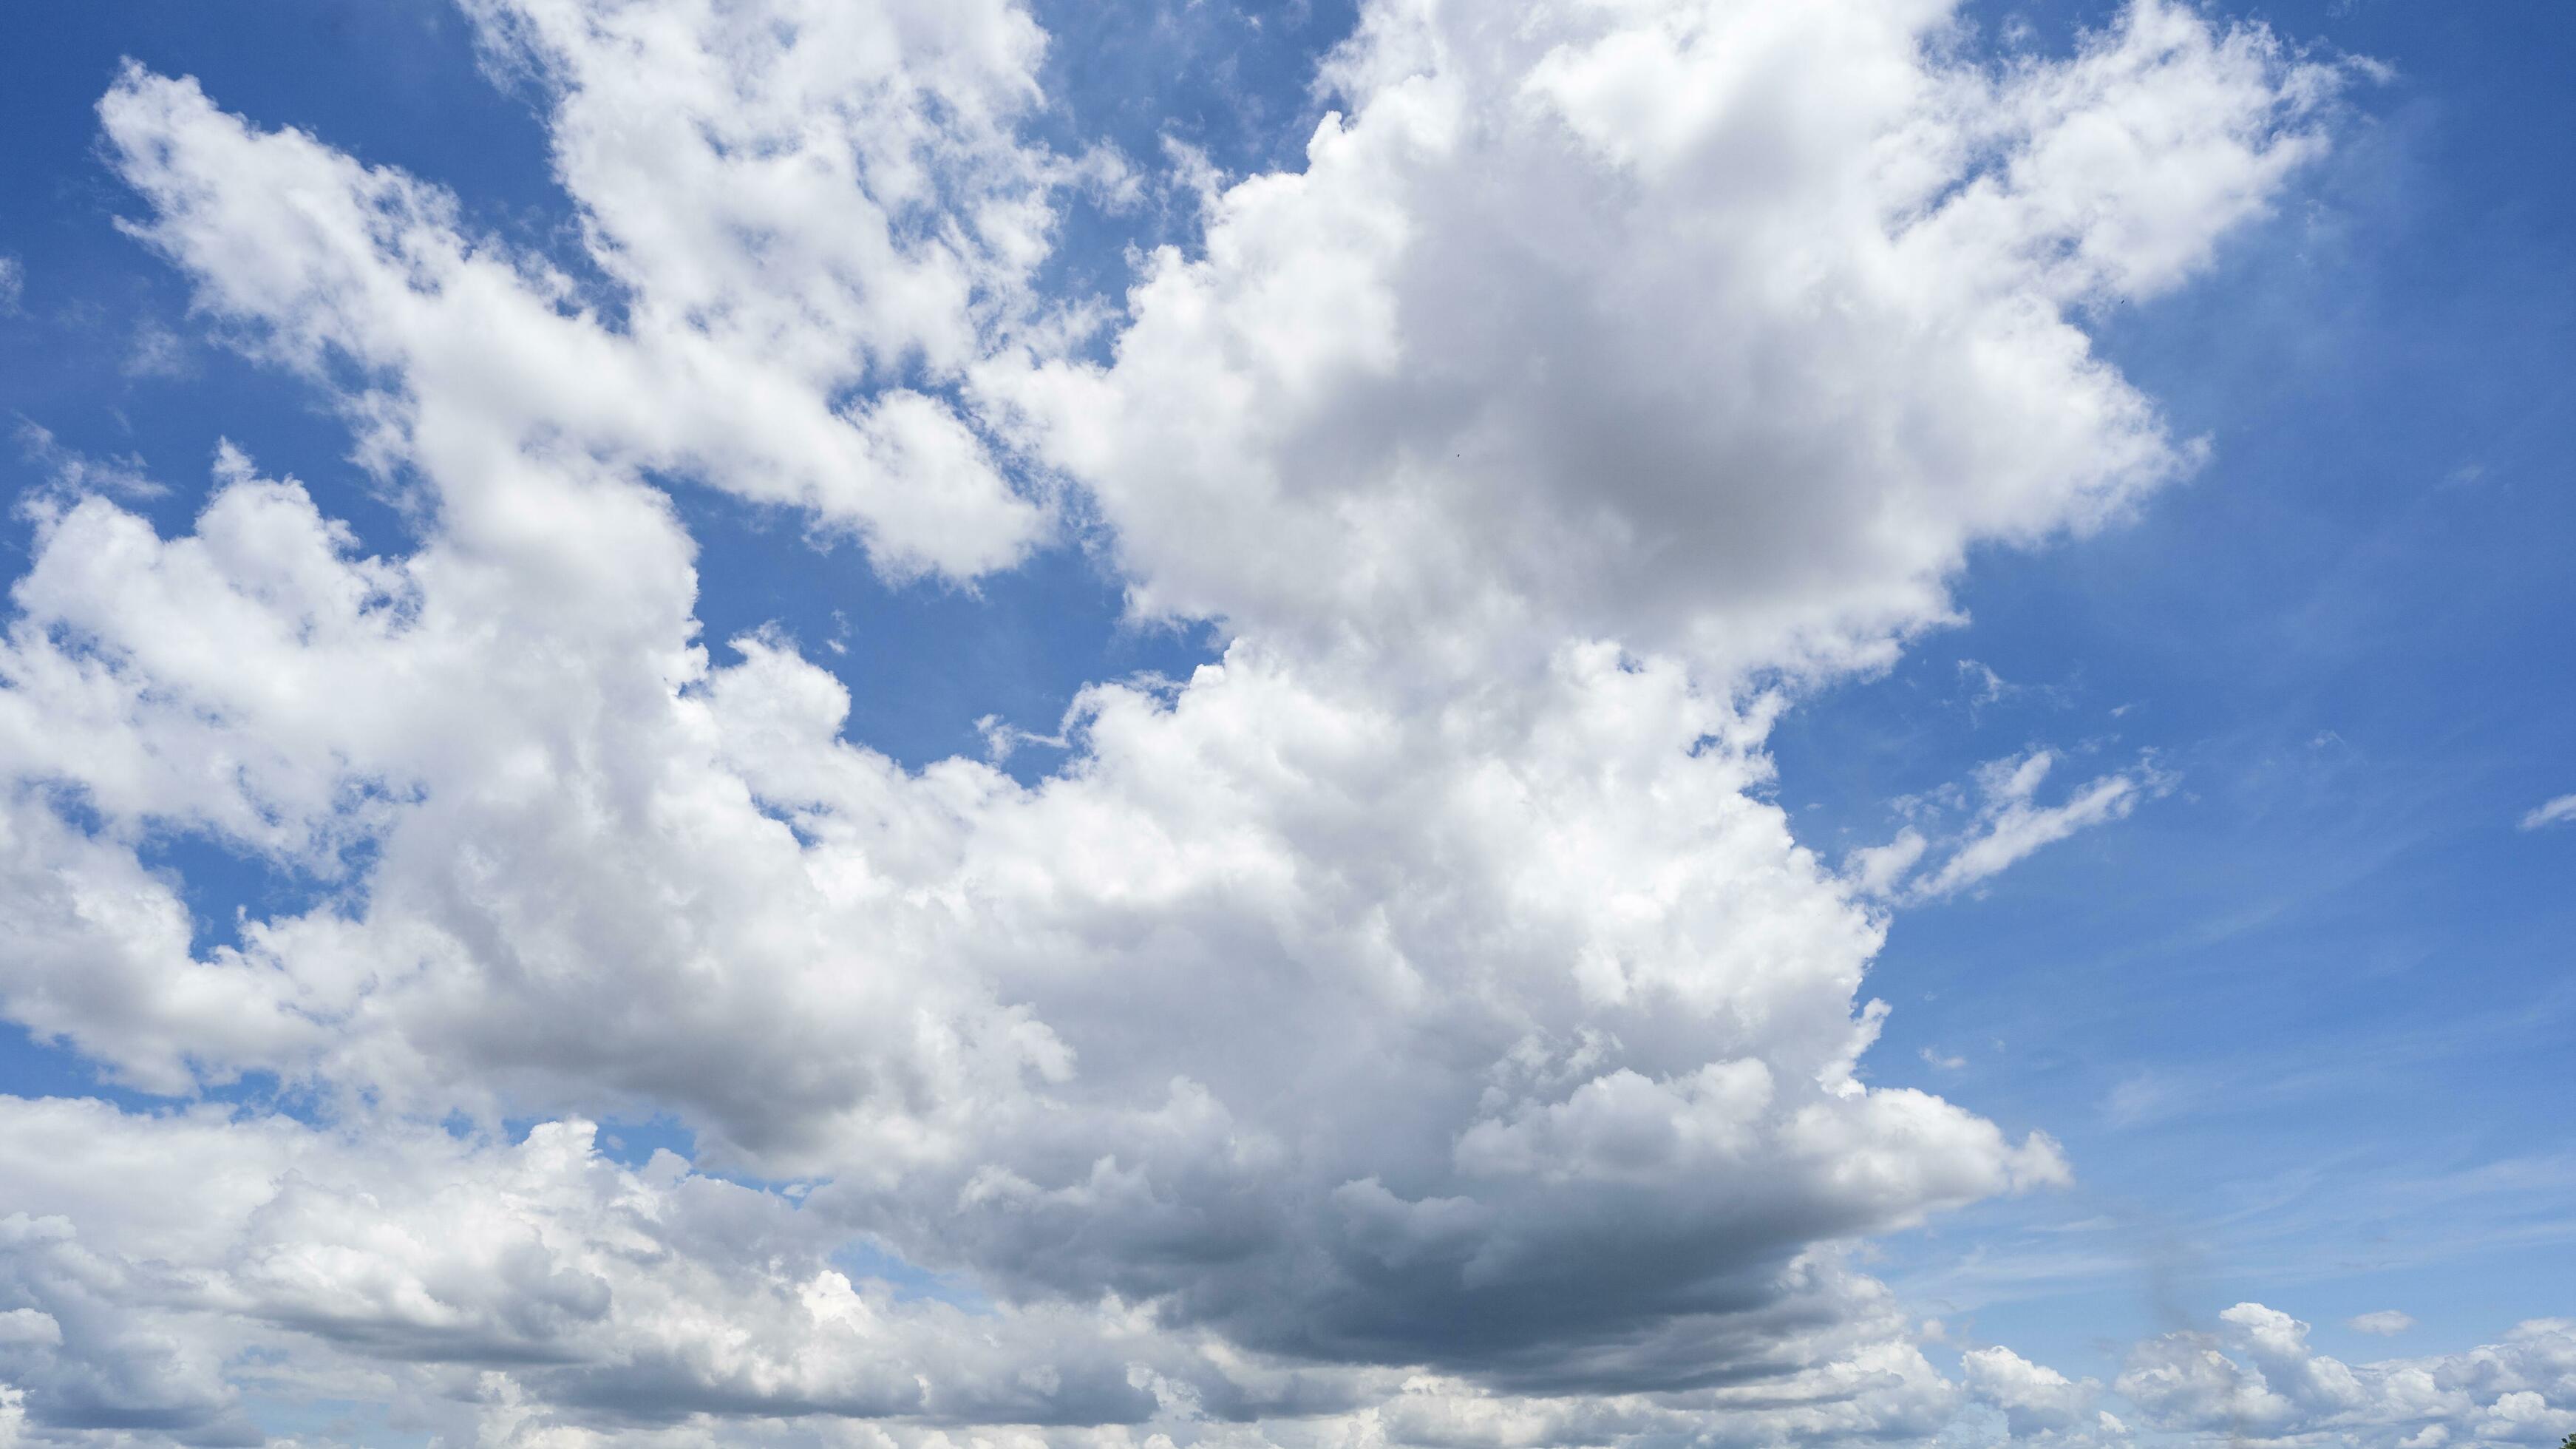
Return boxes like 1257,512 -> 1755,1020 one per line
102,0 -> 1062,583
991,0 -> 2336,682
9,0 -> 2543,1445
2115,1304 -> 2576,1448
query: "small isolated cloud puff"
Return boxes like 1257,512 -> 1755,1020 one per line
120,318 -> 191,379
2520,793 -> 2576,830
2350,1310 -> 2417,1336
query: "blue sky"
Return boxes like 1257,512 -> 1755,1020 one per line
0,1 -> 2569,1446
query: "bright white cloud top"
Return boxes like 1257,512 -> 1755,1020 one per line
0,1 -> 2567,1446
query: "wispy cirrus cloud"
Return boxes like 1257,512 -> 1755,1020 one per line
2521,793 -> 2576,829
1850,748 -> 2178,905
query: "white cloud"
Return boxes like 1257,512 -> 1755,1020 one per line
120,318 -> 191,379
2351,1311 -> 2418,1337
992,0 -> 2340,685
1958,659 -> 2073,720
2521,793 -> 2576,830
1962,1344 -> 2101,1438
2118,1303 -> 2576,1448
1914,750 -> 2172,898
0,0 -> 2360,1439
12,422 -> 163,500
0,256 -> 21,316
1849,828 -> 1934,897
1851,748 -> 2176,903
101,0 -> 1061,584
0,462 -> 2066,1384
2102,1069 -> 2196,1128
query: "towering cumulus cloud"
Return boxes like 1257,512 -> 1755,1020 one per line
0,1 -> 2410,1445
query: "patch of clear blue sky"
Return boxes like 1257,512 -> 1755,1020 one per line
0,0 -> 2568,1377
